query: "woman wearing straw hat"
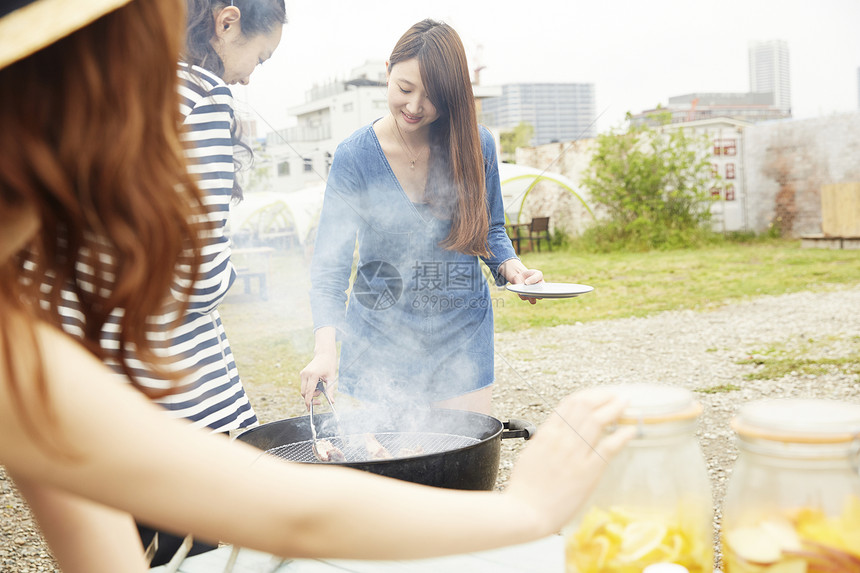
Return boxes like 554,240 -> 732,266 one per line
42,0 -> 284,563
0,1 -> 632,572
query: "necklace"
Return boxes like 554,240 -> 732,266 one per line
390,116 -> 428,169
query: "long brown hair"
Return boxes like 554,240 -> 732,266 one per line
389,19 -> 490,257
0,0 -> 205,441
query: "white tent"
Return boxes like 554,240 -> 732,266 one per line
228,184 -> 325,247
498,163 -> 591,224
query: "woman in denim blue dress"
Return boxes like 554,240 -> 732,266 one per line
301,19 -> 543,415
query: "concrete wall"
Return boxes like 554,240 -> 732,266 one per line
516,112 -> 860,238
744,112 -> 860,236
514,127 -> 747,235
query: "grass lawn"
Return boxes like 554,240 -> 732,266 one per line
219,238 -> 860,392
494,238 -> 860,330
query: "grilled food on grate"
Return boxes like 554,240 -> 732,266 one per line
312,439 -> 345,462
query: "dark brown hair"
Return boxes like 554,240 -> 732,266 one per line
0,0 -> 205,441
184,0 -> 286,78
389,19 -> 490,257
183,0 -> 287,201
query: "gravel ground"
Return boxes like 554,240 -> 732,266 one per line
2,285 -> 859,572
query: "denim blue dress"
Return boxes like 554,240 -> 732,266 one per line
309,122 -> 518,405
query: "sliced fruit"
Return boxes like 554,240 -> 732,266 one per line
724,526 -> 783,564
838,495 -> 860,558
566,505 -> 709,572
618,521 -> 668,562
608,506 -> 637,526
656,532 -> 684,563
573,507 -> 611,545
566,534 -> 612,573
590,535 -> 611,569
604,521 -> 625,543
787,541 -> 860,571
765,559 -> 808,573
760,519 -> 803,551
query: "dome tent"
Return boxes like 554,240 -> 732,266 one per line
227,185 -> 325,248
498,162 -> 593,225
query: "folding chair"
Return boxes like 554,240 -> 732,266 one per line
528,217 -> 551,252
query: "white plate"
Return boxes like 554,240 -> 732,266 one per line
506,282 -> 594,299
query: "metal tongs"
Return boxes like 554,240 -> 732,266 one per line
309,379 -> 345,461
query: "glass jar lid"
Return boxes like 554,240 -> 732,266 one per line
602,384 -> 702,425
732,398 -> 860,444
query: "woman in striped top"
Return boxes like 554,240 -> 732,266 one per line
53,0 -> 285,563
57,0 -> 285,431
167,0 -> 285,428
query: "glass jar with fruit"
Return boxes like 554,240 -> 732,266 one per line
722,398 -> 860,573
564,384 -> 714,573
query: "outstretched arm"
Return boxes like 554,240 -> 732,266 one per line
1,321 -> 631,571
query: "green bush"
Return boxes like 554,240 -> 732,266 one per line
581,112 -> 717,251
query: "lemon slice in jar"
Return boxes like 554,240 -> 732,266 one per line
657,532 -> 684,562
565,533 -> 611,573
618,522 -> 668,562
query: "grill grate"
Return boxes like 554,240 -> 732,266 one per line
265,432 -> 480,463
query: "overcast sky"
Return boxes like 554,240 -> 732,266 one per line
234,0 -> 860,136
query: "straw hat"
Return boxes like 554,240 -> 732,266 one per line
0,0 -> 134,70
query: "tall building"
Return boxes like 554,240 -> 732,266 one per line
480,83 -> 596,146
748,40 -> 791,114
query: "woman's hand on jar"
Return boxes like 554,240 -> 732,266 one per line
503,388 -> 635,535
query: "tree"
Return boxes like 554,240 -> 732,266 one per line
581,111 -> 717,250
499,122 -> 535,157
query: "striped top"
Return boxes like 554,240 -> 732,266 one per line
53,63 -> 258,432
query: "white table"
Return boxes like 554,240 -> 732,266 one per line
150,535 -> 564,572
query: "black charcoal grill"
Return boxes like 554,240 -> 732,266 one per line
236,408 -> 535,490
